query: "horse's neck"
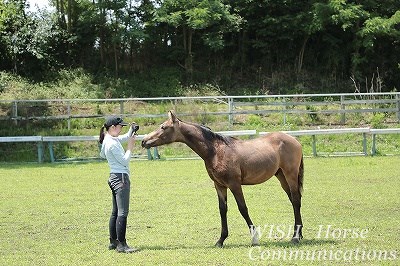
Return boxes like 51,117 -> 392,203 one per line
179,122 -> 216,160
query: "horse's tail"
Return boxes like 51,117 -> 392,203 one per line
298,154 -> 304,197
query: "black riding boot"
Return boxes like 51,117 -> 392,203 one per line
116,240 -> 139,253
109,214 -> 118,250
116,216 -> 139,253
109,238 -> 118,250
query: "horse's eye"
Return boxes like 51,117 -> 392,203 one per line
160,125 -> 165,130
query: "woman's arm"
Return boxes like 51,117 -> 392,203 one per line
118,125 -> 134,143
110,144 -> 131,167
110,135 -> 136,166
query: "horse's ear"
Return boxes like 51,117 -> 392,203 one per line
168,110 -> 177,122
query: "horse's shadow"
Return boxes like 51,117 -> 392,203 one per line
139,239 -> 337,251
218,238 -> 337,249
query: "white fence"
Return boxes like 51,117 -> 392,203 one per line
0,128 -> 398,163
1,92 -> 399,128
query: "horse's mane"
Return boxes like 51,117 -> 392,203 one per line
181,119 -> 236,145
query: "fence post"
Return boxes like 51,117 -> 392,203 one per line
67,101 -> 71,130
282,98 -> 287,125
174,99 -> 178,113
396,93 -> 400,122
146,148 -> 153,160
340,95 -> 346,124
120,101 -> 124,115
37,141 -> 44,163
48,142 -> 55,163
371,134 -> 377,156
12,101 -> 18,125
228,97 -> 234,125
362,132 -> 367,156
153,147 -> 160,159
312,135 -> 317,157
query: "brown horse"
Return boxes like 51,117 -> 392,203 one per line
141,111 -> 304,247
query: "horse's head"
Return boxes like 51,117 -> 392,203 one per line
141,110 -> 180,148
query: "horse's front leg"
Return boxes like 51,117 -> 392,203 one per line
230,184 -> 259,246
214,183 -> 228,247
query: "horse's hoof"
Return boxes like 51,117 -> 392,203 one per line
215,242 -> 224,248
291,237 -> 301,244
251,232 -> 260,246
251,235 -> 260,246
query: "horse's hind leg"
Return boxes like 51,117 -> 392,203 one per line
279,169 -> 303,243
276,169 -> 292,201
214,183 -> 228,247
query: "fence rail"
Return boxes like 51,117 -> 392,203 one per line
260,128 -> 371,157
1,92 -> 399,128
0,128 -> 398,163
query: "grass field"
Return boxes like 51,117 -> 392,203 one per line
0,157 -> 399,265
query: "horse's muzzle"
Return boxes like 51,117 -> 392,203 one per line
141,137 -> 153,149
141,139 -> 147,148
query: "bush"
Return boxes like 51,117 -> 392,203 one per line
371,113 -> 386,128
0,69 -> 102,100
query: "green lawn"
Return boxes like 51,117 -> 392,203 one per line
0,157 -> 399,265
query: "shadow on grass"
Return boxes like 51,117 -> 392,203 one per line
0,160 -> 104,168
221,238 -> 338,249
138,239 -> 337,251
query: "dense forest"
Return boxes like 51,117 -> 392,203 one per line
0,0 -> 399,97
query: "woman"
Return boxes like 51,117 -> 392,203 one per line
99,116 -> 139,253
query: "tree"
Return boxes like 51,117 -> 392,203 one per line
91,0 -> 149,76
312,0 -> 400,91
0,0 -> 29,73
359,10 -> 400,91
0,0 -> 61,76
154,0 -> 242,76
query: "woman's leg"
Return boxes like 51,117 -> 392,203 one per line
108,190 -> 118,249
114,175 -> 138,253
108,179 -> 119,249
115,183 -> 130,243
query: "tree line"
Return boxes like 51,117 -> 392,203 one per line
0,0 -> 399,96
